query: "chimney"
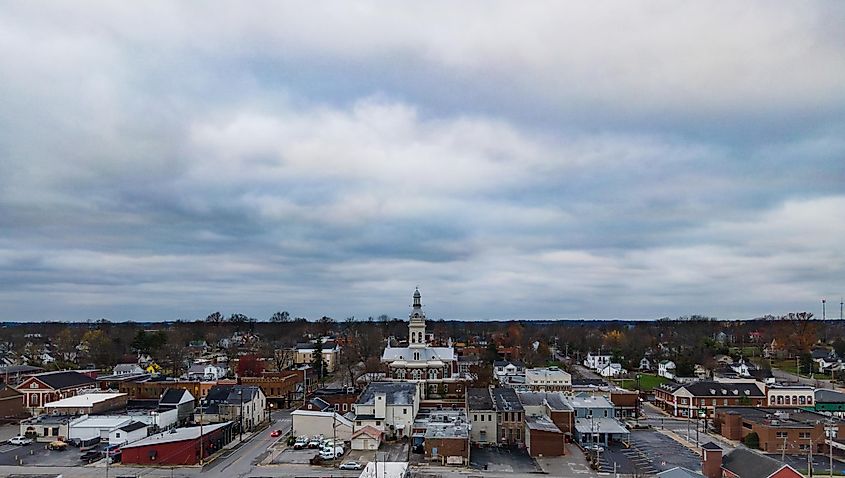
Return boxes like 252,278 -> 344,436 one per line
701,443 -> 723,478
374,392 -> 387,419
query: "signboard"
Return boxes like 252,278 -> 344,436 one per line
447,456 -> 463,465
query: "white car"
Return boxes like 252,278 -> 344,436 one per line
584,444 -> 604,453
340,461 -> 364,470
8,436 -> 33,446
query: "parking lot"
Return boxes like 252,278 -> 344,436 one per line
469,446 -> 540,473
589,430 -> 705,474
0,441 -> 85,467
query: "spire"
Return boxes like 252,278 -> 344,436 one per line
413,287 -> 422,309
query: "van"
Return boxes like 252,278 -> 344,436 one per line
319,446 -> 344,460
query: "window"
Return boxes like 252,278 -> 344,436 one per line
776,431 -> 788,438
799,432 -> 811,439
403,408 -> 407,415
357,421 -> 362,426
474,414 -> 478,421
343,403 -> 348,411
116,432 -> 121,439
376,421 -> 381,426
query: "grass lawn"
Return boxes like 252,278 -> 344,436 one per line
615,373 -> 668,391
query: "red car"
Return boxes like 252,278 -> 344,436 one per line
270,429 -> 282,437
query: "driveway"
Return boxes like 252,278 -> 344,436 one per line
0,441 -> 82,467
627,430 -> 704,473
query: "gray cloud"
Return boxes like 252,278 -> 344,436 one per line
0,1 -> 843,321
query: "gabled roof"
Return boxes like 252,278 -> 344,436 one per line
159,388 -> 193,405
26,371 -> 95,390
308,397 -> 332,411
656,467 -> 704,478
721,448 -> 795,478
667,381 -> 764,398
352,425 -> 383,440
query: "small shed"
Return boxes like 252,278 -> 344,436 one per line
351,425 -> 383,450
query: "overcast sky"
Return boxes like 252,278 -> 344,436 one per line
1,2 -> 844,322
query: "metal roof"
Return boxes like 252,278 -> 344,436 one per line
122,422 -> 231,449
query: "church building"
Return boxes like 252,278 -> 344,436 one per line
381,289 -> 465,399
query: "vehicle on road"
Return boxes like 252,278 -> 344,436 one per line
8,436 -> 33,446
271,429 -> 282,437
340,461 -> 364,470
48,440 -> 68,451
584,444 -> 605,453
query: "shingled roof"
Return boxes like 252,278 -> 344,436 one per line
721,448 -> 795,478
29,371 -> 95,390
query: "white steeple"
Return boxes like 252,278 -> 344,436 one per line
409,288 -> 427,348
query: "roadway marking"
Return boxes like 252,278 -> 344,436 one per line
0,445 -> 21,453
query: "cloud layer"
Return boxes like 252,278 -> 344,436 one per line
0,1 -> 843,321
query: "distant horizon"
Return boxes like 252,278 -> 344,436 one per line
1,3 -> 843,322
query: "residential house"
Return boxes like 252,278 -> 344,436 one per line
583,353 -> 612,371
639,358 -> 652,371
108,421 -> 148,446
658,360 -> 677,380
295,339 -> 341,373
113,364 -> 145,376
493,360 -> 525,382
598,363 -> 626,378
186,363 -> 227,381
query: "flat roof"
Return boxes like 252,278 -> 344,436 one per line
574,417 -> 629,435
359,462 -> 408,478
122,422 -> 231,449
44,392 -> 126,408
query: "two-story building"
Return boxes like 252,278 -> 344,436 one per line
583,353 -> 612,371
16,371 -> 97,414
766,385 -> 814,408
654,381 -> 766,418
352,381 -> 420,439
524,367 -> 572,392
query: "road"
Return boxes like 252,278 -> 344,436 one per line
771,367 -> 836,388
203,409 -> 292,478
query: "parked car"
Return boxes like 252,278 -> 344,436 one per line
270,429 -> 282,437
293,436 -> 309,449
319,446 -> 344,460
8,436 -> 33,446
340,461 -> 364,470
584,444 -> 604,453
81,450 -> 102,463
47,441 -> 68,451
104,444 -> 122,457
307,436 -> 323,449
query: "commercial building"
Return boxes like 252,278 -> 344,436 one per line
0,384 -> 25,418
353,381 -> 419,439
43,392 -> 127,415
524,415 -> 565,457
20,414 -> 74,441
467,388 -> 497,444
654,381 -> 766,418
492,387 -> 524,446
291,409 -> 353,441
416,409 -> 470,465
524,367 -> 572,392
765,385 -> 814,407
16,371 -> 97,414
302,387 -> 359,414
813,389 -> 845,417
201,385 -> 266,433
562,395 -> 628,447
241,369 -> 311,409
0,365 -> 43,385
121,422 -> 233,466
715,407 -> 844,455
517,391 -> 574,437
295,339 -> 341,373
700,445 -> 802,478
158,388 -> 195,425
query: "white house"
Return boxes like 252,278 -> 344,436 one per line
291,409 -> 354,441
658,360 -> 676,380
584,353 -> 612,371
639,358 -> 652,371
352,382 -> 419,438
108,421 -> 148,446
186,363 -> 227,381
598,363 -> 626,378
493,360 -> 524,382
113,364 -> 145,376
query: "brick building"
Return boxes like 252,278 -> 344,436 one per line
0,384 -> 25,418
302,387 -> 359,414
654,381 -> 765,418
417,409 -> 470,466
702,445 -> 803,478
524,415 -> 565,457
715,407 -> 844,455
121,422 -> 233,465
16,371 -> 97,414
492,387 -> 525,446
